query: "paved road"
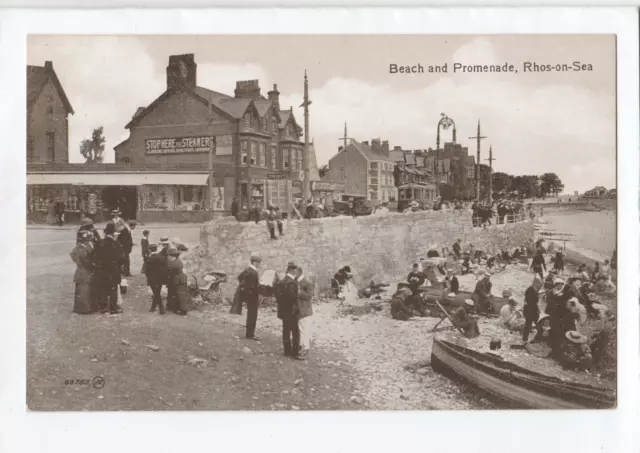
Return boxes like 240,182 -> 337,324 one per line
27,225 -> 202,277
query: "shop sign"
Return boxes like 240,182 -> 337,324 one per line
267,171 -> 288,180
252,179 -> 267,185
312,181 -> 337,191
145,135 -> 233,156
292,181 -> 302,189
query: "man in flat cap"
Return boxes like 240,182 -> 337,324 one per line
237,255 -> 262,340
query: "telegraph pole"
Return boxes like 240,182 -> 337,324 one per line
208,103 -> 216,219
485,145 -> 496,204
469,120 -> 487,202
337,122 -> 354,198
301,70 -> 312,200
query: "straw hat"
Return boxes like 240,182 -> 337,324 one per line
81,218 -> 94,226
553,278 -> 565,286
565,331 -> 588,344
537,313 -> 550,324
464,299 -> 475,307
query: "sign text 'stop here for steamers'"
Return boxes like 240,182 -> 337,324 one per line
145,136 -> 220,155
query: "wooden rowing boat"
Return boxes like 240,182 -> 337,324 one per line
420,287 -> 507,315
431,335 -> 616,409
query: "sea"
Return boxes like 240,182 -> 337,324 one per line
540,206 -> 616,262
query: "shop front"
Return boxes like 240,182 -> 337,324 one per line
27,169 -> 216,224
311,180 -> 345,207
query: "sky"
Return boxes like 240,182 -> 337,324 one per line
27,34 -> 616,193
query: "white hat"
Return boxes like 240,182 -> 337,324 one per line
464,299 -> 475,307
565,330 -> 588,344
553,278 -> 565,286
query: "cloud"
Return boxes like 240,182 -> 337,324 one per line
280,39 -> 615,193
29,37 -> 615,193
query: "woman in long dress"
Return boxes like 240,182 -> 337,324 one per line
166,247 -> 191,316
70,231 -> 97,314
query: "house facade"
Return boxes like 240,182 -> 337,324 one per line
327,139 -> 397,203
28,54 -> 318,223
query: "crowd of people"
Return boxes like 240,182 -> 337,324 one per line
381,234 -> 616,373
69,209 -> 191,316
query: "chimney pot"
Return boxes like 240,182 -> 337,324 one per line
44,61 -> 53,69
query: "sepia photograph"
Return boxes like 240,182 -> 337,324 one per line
26,34 -> 618,411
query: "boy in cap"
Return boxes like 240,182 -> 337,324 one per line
276,262 -> 303,359
471,270 -> 493,315
523,276 -> 543,342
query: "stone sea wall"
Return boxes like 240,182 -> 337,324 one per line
185,211 -> 534,299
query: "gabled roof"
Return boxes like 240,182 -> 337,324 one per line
125,85 -> 237,129
279,110 -> 291,128
193,86 -> 252,119
27,63 -> 74,114
388,149 -> 405,162
253,99 -> 272,117
350,141 -> 395,163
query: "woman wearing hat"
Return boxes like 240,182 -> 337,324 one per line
166,246 -> 190,316
452,299 -> 480,338
76,217 -> 100,246
70,230 -> 98,314
559,331 -> 593,370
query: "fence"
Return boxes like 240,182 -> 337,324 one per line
472,210 -> 535,227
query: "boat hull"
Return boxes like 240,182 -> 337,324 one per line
431,336 -> 616,409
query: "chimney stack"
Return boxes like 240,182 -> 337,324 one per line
44,61 -> 53,70
382,140 -> 390,156
235,80 -> 262,100
267,84 -> 280,109
166,54 -> 197,90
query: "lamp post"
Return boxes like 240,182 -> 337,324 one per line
435,113 -> 456,198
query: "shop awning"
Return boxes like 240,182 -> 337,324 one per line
27,173 -> 210,186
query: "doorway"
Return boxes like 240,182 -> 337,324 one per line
102,186 -> 138,221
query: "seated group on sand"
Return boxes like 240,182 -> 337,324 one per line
389,238 -> 615,373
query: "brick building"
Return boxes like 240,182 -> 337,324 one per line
26,61 -> 81,222
390,142 -> 476,201
27,61 -> 74,163
28,54 -> 321,223
327,139 -> 397,203
112,53 -> 311,221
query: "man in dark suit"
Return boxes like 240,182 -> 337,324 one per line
277,262 -> 302,359
144,244 -> 167,314
452,239 -> 463,259
117,220 -> 135,277
94,222 -> 126,314
237,255 -> 262,340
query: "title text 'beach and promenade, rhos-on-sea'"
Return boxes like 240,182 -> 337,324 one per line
390,61 -> 594,74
